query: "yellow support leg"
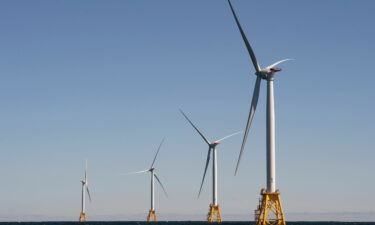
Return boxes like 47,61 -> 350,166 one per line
79,212 -> 86,222
207,204 -> 222,223
255,189 -> 286,225
147,210 -> 157,222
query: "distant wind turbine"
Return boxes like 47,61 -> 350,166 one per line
79,160 -> 92,222
128,138 -> 168,222
180,109 -> 241,222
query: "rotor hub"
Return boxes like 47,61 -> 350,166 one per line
255,71 -> 267,79
255,71 -> 276,81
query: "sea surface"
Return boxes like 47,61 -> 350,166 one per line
0,222 -> 374,225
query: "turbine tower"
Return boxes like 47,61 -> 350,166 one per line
227,1 -> 292,224
180,109 -> 241,223
79,160 -> 92,222
128,139 -> 168,222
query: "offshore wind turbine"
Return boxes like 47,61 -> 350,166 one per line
79,160 -> 92,222
180,109 -> 241,223
227,0 -> 292,224
128,139 -> 168,222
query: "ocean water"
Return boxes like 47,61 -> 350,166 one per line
0,222 -> 374,225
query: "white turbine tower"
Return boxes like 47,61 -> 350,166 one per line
227,1 -> 291,224
79,160 -> 92,222
128,139 -> 168,222
180,109 -> 241,223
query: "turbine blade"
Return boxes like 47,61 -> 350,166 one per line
179,109 -> 210,145
86,186 -> 92,202
180,109 -> 210,145
215,131 -> 242,143
154,174 -> 168,197
235,76 -> 262,175
228,0 -> 260,72
123,169 -> 149,175
151,138 -> 165,168
84,160 -> 87,182
198,147 -> 212,197
265,58 -> 294,69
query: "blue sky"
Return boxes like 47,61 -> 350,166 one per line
0,0 -> 374,221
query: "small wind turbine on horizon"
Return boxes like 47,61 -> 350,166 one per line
79,160 -> 92,222
227,0 -> 292,224
180,109 -> 241,223
127,138 -> 168,222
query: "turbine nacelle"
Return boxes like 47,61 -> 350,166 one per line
149,168 -> 156,172
256,67 -> 284,80
270,68 -> 282,72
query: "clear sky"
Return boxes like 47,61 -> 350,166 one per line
0,0 -> 374,221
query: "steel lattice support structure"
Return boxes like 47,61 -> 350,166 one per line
207,204 -> 222,223
255,189 -> 285,225
147,210 -> 157,222
79,212 -> 86,222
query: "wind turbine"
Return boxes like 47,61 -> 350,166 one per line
128,139 -> 168,222
180,109 -> 241,223
79,160 -> 92,222
227,1 -> 292,224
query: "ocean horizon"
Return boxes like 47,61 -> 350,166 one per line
1,212 -> 374,223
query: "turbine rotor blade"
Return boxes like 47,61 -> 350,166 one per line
84,160 -> 87,182
151,138 -> 165,168
214,131 -> 242,143
154,174 -> 168,197
265,58 -> 294,70
86,186 -> 92,202
179,109 -> 210,145
228,0 -> 260,72
235,76 -> 262,175
123,169 -> 149,175
198,147 -> 212,197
